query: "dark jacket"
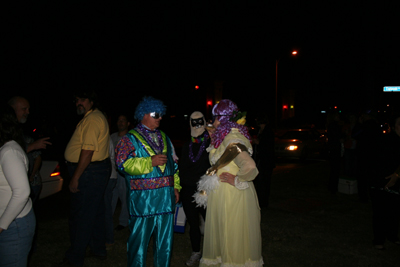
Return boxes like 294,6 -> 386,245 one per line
373,132 -> 400,190
253,125 -> 276,170
179,132 -> 211,188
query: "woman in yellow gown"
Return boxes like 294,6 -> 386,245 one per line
197,99 -> 263,267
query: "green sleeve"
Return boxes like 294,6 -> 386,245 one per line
123,157 -> 153,176
174,170 -> 182,191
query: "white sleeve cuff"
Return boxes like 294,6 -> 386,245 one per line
234,176 -> 249,190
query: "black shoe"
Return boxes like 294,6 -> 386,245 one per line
373,244 -> 385,250
86,250 -> 107,260
57,258 -> 83,267
115,225 -> 126,231
388,239 -> 400,245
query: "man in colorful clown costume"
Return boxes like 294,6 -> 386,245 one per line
115,96 -> 181,267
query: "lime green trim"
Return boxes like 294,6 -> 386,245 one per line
130,130 -> 156,156
159,131 -> 167,173
174,171 -> 182,191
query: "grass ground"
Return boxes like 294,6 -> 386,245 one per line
29,161 -> 399,266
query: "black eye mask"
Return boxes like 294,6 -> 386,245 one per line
191,118 -> 204,128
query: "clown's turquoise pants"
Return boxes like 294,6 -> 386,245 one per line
128,213 -> 174,267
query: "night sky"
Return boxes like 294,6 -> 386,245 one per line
3,2 -> 400,134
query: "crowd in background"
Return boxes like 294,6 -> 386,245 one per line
326,109 -> 400,250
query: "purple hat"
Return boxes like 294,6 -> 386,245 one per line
211,99 -> 251,148
212,99 -> 239,123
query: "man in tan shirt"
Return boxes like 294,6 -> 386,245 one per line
61,90 -> 111,267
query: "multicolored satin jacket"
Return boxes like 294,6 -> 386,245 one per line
116,127 -> 181,217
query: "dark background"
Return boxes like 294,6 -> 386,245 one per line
2,2 -> 400,148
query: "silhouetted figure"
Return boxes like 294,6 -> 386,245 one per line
370,114 -> 400,249
353,111 -> 381,202
326,111 -> 344,194
342,114 -> 358,177
253,114 -> 276,208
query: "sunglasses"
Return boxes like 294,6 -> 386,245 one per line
211,114 -> 228,123
150,112 -> 162,119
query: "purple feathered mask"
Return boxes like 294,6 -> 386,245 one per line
211,99 -> 251,148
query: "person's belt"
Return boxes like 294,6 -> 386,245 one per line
66,158 -> 109,166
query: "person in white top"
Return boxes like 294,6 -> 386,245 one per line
110,114 -> 130,231
0,106 -> 36,267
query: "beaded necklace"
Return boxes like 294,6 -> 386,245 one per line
189,131 -> 209,162
137,124 -> 164,154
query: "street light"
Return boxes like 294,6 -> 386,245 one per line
275,50 -> 298,127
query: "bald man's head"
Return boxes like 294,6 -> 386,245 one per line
9,96 -> 30,123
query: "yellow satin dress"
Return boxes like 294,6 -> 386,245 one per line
200,128 -> 264,267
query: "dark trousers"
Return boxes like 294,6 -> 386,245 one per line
343,149 -> 357,177
180,186 -> 206,252
371,188 -> 400,245
65,159 -> 111,266
357,155 -> 375,202
328,149 -> 341,194
254,161 -> 273,208
105,178 -> 117,244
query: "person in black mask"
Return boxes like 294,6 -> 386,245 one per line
179,111 -> 210,266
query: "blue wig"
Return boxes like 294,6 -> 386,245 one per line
134,96 -> 167,121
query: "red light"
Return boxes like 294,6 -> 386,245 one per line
33,129 -> 37,132
207,101 -> 212,106
292,51 -> 298,55
195,85 -> 199,90
283,105 -> 288,109
334,106 -> 337,109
